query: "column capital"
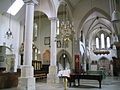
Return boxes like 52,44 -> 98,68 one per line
49,17 -> 58,21
23,0 -> 38,4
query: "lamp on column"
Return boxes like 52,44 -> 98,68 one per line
111,0 -> 120,22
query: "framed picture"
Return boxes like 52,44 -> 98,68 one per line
57,41 -> 61,48
44,37 -> 50,45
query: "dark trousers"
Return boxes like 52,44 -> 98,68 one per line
21,54 -> 23,65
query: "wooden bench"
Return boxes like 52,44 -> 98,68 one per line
86,70 -> 106,79
67,73 -> 103,88
0,72 -> 18,89
17,68 -> 47,81
34,73 -> 47,79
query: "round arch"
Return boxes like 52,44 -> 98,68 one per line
35,0 -> 57,18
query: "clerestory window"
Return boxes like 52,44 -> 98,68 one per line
95,33 -> 110,49
101,33 -> 105,48
96,37 -> 99,49
106,37 -> 110,48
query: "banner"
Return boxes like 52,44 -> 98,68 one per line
75,54 -> 80,73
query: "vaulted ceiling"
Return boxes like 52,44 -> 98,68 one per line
0,0 -> 115,36
0,0 -> 81,22
66,0 -> 81,8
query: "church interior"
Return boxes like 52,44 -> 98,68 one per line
0,0 -> 120,90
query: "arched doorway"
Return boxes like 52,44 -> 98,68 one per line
57,50 -> 72,71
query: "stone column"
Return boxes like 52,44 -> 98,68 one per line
113,20 -> 120,58
17,0 -> 38,90
47,17 -> 58,84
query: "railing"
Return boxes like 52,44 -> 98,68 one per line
32,60 -> 48,80
17,60 -> 48,80
32,60 -> 42,70
17,60 -> 43,77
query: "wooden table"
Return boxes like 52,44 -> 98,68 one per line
67,74 -> 103,88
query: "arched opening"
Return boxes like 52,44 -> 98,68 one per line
57,50 -> 72,71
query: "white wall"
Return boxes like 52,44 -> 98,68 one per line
79,41 -> 85,56
0,14 -> 20,71
34,17 -> 51,64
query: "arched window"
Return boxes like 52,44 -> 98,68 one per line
101,33 -> 105,48
106,37 -> 110,48
95,32 -> 111,50
96,37 -> 99,49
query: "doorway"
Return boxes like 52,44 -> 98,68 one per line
57,50 -> 72,71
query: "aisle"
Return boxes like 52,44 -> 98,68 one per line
1,77 -> 120,90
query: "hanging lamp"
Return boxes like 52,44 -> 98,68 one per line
111,0 -> 120,22
111,10 -> 120,22
5,0 -> 13,39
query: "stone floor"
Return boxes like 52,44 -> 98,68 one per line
1,77 -> 120,90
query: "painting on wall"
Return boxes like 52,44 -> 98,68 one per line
44,37 -> 50,45
43,50 -> 50,64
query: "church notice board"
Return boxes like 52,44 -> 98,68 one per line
75,55 -> 80,73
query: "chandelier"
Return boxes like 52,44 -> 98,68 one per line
56,4 -> 75,48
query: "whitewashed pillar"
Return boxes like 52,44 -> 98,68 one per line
47,17 -> 59,83
50,17 -> 57,66
17,0 -> 38,90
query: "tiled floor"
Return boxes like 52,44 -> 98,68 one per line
1,77 -> 120,90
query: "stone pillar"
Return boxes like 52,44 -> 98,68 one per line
114,42 -> 120,58
47,17 -> 58,84
117,34 -> 120,41
17,0 -> 38,90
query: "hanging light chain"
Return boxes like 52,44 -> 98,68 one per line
56,3 -> 75,48
5,0 -> 13,39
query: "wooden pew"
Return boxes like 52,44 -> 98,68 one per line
0,72 -> 18,89
34,73 -> 47,79
17,61 -> 48,81
32,60 -> 48,80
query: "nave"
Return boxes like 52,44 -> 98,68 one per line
2,77 -> 120,90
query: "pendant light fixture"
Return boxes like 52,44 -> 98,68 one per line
5,0 -> 13,39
